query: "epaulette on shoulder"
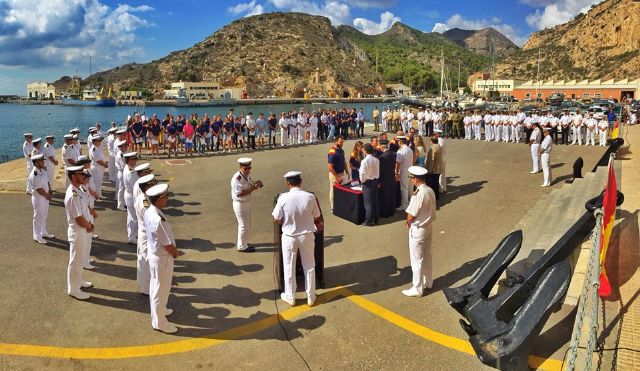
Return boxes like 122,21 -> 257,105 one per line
143,199 -> 150,208
72,189 -> 78,197
328,148 -> 336,154
236,175 -> 241,180
160,216 -> 166,222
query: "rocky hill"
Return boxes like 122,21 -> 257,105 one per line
443,27 -> 519,57
80,13 -> 494,98
494,0 -> 640,80
335,22 -> 488,93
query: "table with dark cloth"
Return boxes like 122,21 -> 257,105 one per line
332,183 -> 365,225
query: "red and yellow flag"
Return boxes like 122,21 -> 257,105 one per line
598,156 -> 617,297
611,121 -> 620,139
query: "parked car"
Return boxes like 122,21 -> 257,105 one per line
587,106 -> 605,119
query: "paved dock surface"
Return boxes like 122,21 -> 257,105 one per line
0,132 -> 610,370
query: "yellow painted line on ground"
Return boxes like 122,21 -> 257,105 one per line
341,288 -> 564,371
0,190 -> 27,194
0,286 -> 346,360
0,285 -> 565,369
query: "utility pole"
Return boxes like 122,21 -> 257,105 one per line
457,60 -> 461,93
89,56 -> 92,77
535,48 -> 541,101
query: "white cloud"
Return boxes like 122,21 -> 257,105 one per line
353,11 -> 400,35
523,0 -> 603,30
344,0 -> 397,8
0,0 -> 153,72
431,14 -> 527,46
228,1 -> 265,17
269,0 -> 352,25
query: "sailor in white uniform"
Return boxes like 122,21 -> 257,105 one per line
145,183 -> 181,334
403,166 -> 436,297
434,129 -> 447,193
106,127 -> 118,182
64,166 -> 95,300
114,138 -> 128,210
90,135 -> 108,198
231,158 -> 263,252
598,116 -> 609,146
395,136 -> 413,210
43,135 -> 58,190
23,133 -> 34,191
539,128 -> 553,187
62,134 -> 77,189
134,174 -> 156,295
272,171 -> 322,306
123,152 -> 139,244
133,163 -> 153,201
529,124 -> 542,174
28,154 -> 53,244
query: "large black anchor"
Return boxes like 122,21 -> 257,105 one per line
444,188 -> 624,370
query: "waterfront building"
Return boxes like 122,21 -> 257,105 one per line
26,82 -> 56,99
386,83 -> 411,97
512,79 -> 640,102
164,81 -> 244,100
473,79 -> 522,98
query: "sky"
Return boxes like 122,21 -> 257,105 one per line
0,0 -> 604,95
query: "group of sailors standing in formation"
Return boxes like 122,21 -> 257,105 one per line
373,106 -> 616,147
21,122 -> 339,333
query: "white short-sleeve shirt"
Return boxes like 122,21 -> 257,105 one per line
272,188 -> 320,236
405,184 -> 436,228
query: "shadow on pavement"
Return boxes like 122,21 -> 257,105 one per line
174,258 -> 263,277
438,180 -> 487,208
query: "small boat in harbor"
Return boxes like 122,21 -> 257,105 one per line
61,75 -> 116,107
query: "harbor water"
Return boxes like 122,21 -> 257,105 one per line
0,102 -> 386,159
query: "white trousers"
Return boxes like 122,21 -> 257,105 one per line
31,194 -> 49,240
474,124 -> 482,140
297,126 -> 304,144
502,126 -> 510,142
149,255 -> 174,330
409,224 -> 432,292
26,160 -> 33,192
418,121 -> 425,136
116,170 -> 125,208
67,225 -> 88,294
439,164 -> 447,192
125,192 -> 138,242
514,125 -> 522,142
572,126 -> 582,144
400,170 -> 410,209
464,125 -> 471,139
233,200 -> 251,250
108,156 -> 116,181
382,119 -> 388,132
281,233 -> 316,303
280,128 -> 288,146
587,130 -> 596,146
46,160 -> 56,188
494,126 -> 502,142
599,129 -> 608,146
289,127 -> 297,144
485,124 -> 493,141
91,165 -> 105,197
531,144 -> 540,173
137,220 -> 150,294
310,126 -> 318,143
541,153 -> 551,186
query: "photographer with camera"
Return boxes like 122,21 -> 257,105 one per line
231,158 -> 263,253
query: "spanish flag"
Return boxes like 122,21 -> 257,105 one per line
611,121 -> 620,139
598,156 -> 617,297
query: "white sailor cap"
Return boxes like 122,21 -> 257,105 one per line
123,152 -> 138,159
89,127 -> 97,132
283,171 -> 302,179
408,166 -> 428,177
433,129 -> 443,134
30,154 -> 44,161
138,174 -> 155,185
146,183 -> 169,198
45,135 -> 54,139
70,128 -> 80,133
116,128 -> 127,135
72,134 -> 78,139
396,135 -> 407,141
543,127 -> 552,132
24,132 -> 33,137
90,134 -> 103,141
115,139 -> 127,147
64,134 -> 73,140
134,163 -> 151,172
76,155 -> 90,165
237,157 -> 252,165
66,165 -> 84,174
107,127 -> 118,133
32,137 -> 42,144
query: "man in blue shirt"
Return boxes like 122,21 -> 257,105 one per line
607,109 -> 616,130
327,136 -> 349,210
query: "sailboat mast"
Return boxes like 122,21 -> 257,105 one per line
440,46 -> 444,98
535,48 -> 541,100
457,60 -> 461,92
89,56 -> 92,77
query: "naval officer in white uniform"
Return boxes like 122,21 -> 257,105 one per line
123,152 -> 139,244
134,174 -> 156,295
231,158 -> 263,252
539,128 -> 553,187
272,171 -> 322,306
403,166 -> 437,297
64,166 -> 94,300
28,154 -> 53,244
145,183 -> 182,334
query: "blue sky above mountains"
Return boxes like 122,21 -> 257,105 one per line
0,0 -> 603,94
